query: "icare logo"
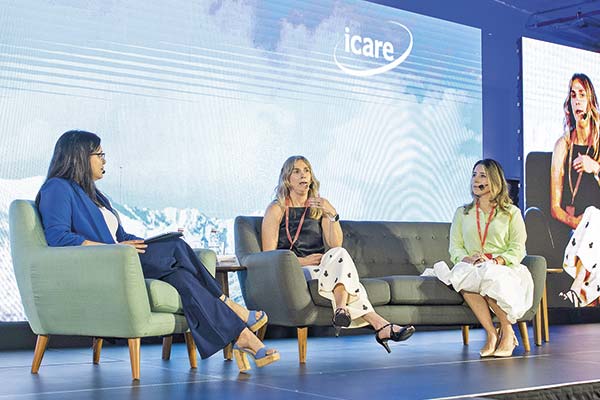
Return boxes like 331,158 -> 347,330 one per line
334,22 -> 413,77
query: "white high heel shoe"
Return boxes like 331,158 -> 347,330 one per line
493,333 -> 518,357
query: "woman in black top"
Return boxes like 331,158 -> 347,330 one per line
550,73 -> 600,306
261,156 -> 414,352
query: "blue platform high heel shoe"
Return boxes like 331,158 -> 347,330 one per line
246,310 -> 268,333
375,324 -> 415,353
233,345 -> 280,372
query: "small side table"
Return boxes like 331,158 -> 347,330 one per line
215,265 -> 247,360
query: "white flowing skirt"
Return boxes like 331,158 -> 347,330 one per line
562,206 -> 600,306
303,247 -> 373,328
431,261 -> 533,323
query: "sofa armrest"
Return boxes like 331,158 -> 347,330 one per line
26,244 -> 154,337
521,254 -> 547,319
193,248 -> 216,277
241,250 -> 315,326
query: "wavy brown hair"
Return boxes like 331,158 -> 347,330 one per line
274,155 -> 322,219
563,73 -> 599,159
464,159 -> 512,214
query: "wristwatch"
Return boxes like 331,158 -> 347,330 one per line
329,213 -> 340,222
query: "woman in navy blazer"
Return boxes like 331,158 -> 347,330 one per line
36,130 -> 279,372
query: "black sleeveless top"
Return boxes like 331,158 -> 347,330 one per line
277,207 -> 325,257
562,143 -> 600,216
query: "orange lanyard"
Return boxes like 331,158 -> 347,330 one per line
476,202 -> 495,252
285,197 -> 308,250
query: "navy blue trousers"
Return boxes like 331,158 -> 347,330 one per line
138,238 -> 245,359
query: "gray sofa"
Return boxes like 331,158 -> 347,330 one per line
234,216 -> 546,363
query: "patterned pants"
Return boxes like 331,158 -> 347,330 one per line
563,206 -> 600,307
303,247 -> 374,328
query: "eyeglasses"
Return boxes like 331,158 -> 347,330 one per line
90,152 -> 106,160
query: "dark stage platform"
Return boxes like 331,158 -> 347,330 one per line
1,324 -> 599,399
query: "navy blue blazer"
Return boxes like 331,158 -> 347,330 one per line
38,177 -> 140,247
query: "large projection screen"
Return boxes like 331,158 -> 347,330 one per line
0,0 -> 482,321
522,37 -> 600,308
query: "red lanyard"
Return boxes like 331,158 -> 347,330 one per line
568,132 -> 593,205
285,197 -> 309,250
476,202 -> 495,252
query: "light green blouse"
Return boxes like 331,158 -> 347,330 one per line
449,204 -> 527,267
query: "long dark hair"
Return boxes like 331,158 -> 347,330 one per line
563,73 -> 599,159
36,130 -> 103,206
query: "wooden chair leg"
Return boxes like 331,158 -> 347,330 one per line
534,304 -> 543,346
461,325 -> 469,345
223,343 -> 233,361
31,335 -> 49,374
128,338 -> 141,380
92,337 -> 103,364
297,327 -> 307,364
542,284 -> 550,342
184,332 -> 198,369
162,336 -> 173,360
518,322 -> 530,353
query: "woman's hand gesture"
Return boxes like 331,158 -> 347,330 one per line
120,239 -> 148,253
298,253 -> 323,266
307,197 -> 337,219
573,153 -> 600,174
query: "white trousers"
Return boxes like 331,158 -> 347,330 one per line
303,247 -> 373,328
431,260 -> 533,323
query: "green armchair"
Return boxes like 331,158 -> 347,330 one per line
8,199 -> 216,380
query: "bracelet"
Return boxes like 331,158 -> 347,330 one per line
329,213 -> 340,222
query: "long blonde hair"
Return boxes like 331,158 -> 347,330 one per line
464,159 -> 512,214
563,73 -> 600,160
274,155 -> 322,219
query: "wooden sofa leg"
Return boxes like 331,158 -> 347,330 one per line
128,338 -> 141,380
461,326 -> 469,345
162,336 -> 173,360
92,338 -> 103,364
184,332 -> 198,369
297,327 -> 307,364
31,335 -> 49,374
518,322 -> 531,353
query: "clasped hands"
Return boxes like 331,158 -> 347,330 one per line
462,253 -> 491,265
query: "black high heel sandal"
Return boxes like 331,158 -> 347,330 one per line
559,290 -> 582,307
332,308 -> 351,336
374,324 -> 415,353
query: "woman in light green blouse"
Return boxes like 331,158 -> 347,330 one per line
434,159 -> 533,358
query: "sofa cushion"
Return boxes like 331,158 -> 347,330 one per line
145,279 -> 184,313
307,277 -> 391,307
381,275 -> 464,305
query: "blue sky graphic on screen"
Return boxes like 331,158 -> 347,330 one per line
0,0 -> 482,321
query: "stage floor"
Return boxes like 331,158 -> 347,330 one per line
1,324 -> 599,400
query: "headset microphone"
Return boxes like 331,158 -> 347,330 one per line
583,112 -> 588,121
478,184 -> 487,190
